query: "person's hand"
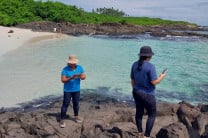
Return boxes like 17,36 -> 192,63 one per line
80,74 -> 86,80
151,72 -> 166,85
159,73 -> 166,80
72,74 -> 81,79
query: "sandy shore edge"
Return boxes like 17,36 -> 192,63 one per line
0,26 -> 65,56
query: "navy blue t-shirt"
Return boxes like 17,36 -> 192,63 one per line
130,61 -> 157,94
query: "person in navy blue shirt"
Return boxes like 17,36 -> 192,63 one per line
60,54 -> 86,128
130,46 -> 166,138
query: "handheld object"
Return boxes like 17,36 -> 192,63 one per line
162,68 -> 167,74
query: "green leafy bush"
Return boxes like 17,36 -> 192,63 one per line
0,0 -> 195,26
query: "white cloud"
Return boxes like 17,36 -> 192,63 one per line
55,0 -> 208,26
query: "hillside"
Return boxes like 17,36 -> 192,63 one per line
0,0 -> 196,27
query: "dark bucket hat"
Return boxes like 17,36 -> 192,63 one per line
138,46 -> 154,56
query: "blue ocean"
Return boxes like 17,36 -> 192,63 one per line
0,34 -> 208,108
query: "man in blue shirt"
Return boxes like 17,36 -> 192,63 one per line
60,54 -> 86,128
130,46 -> 166,138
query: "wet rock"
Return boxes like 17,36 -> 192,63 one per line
198,104 -> 208,113
156,122 -> 189,138
0,94 -> 208,138
157,102 -> 179,116
192,114 -> 208,135
177,101 -> 201,124
8,30 -> 14,33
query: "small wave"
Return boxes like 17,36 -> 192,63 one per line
156,89 -> 208,105
91,34 -> 207,42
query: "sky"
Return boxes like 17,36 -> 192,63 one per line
52,0 -> 208,26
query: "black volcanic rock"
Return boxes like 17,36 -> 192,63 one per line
0,94 -> 208,138
16,21 -> 208,38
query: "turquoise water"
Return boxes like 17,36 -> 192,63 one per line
0,35 -> 208,107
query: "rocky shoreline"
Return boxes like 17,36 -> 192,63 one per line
0,93 -> 208,138
1,22 -> 207,138
16,21 -> 208,38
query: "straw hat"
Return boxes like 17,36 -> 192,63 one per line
67,54 -> 79,64
138,46 -> 154,56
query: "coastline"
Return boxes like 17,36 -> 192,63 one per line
0,24 -> 208,137
0,26 -> 65,57
16,21 -> 208,38
0,25 -> 67,108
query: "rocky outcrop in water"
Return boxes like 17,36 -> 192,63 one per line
16,21 -> 208,38
0,94 -> 208,138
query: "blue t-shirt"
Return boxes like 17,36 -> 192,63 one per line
130,61 -> 157,94
61,65 -> 84,92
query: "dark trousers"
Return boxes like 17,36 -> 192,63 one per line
61,91 -> 80,119
133,90 -> 156,137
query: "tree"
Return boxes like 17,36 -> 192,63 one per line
92,7 -> 126,17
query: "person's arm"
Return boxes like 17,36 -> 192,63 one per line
72,73 -> 86,80
80,73 -> 86,80
61,73 -> 86,83
61,75 -> 72,83
151,73 -> 166,85
131,79 -> 135,88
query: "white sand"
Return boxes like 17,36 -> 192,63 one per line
0,26 -> 63,56
0,26 -> 70,108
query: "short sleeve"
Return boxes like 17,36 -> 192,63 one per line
130,63 -> 135,80
149,65 -> 157,81
79,65 -> 84,73
61,67 -> 67,76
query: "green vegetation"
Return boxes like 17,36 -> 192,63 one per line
92,7 -> 126,17
0,0 -> 195,26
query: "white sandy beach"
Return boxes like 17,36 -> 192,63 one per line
0,26 -> 68,107
0,26 -> 63,56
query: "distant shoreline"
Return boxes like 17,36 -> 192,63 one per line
16,21 -> 208,38
0,26 -> 66,57
1,21 -> 207,57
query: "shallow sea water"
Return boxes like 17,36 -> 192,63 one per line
0,35 -> 208,107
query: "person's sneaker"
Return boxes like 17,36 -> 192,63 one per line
74,116 -> 82,123
59,120 -> 66,128
137,132 -> 144,138
132,132 -> 142,138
